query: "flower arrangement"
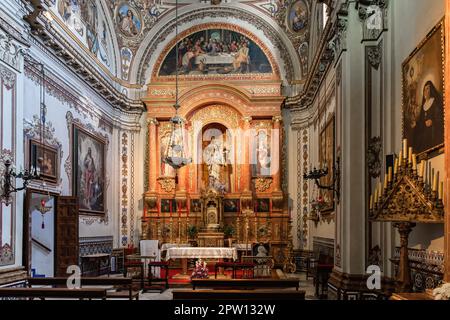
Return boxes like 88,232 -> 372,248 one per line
191,259 -> 209,279
432,283 -> 450,300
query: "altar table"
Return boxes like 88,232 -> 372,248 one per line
165,247 -> 238,275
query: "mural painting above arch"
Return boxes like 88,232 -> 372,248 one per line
158,28 -> 273,77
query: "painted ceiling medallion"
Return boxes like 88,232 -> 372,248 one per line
116,2 -> 143,38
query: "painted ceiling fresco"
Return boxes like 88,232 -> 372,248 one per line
55,0 -> 114,71
51,0 -> 315,83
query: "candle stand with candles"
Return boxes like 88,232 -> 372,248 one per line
369,139 -> 445,292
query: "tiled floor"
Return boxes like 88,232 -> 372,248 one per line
139,271 -> 318,300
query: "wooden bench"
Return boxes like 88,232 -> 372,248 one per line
0,287 -> 107,300
173,289 -> 306,300
191,279 -> 300,291
27,277 -> 139,300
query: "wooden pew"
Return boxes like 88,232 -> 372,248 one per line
0,287 -> 107,300
173,289 -> 306,300
191,279 -> 300,291
27,277 -> 139,300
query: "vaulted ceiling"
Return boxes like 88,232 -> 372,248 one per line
22,0 -> 336,112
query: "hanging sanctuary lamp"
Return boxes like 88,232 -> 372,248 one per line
162,0 -> 192,178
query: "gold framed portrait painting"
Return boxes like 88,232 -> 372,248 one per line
73,125 -> 106,215
29,140 -> 59,183
402,19 -> 445,157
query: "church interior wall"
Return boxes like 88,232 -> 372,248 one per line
387,0 -> 446,255
0,0 -> 146,274
0,0 -> 448,299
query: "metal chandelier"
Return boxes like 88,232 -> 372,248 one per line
162,0 -> 192,170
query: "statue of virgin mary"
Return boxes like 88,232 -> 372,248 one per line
203,136 -> 225,189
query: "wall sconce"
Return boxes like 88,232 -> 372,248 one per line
1,160 -> 41,206
304,157 -> 341,203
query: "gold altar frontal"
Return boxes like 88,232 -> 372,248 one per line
140,36 -> 295,271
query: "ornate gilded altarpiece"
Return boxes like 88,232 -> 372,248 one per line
141,23 -> 295,270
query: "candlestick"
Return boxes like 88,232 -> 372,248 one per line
388,167 -> 392,182
433,171 -> 439,193
398,151 -> 403,166
439,181 -> 444,200
370,194 -> 373,210
419,160 -> 425,178
431,169 -> 435,191
374,188 -> 378,206
412,154 -> 417,171
394,159 -> 398,175
403,139 -> 407,158
384,174 -> 388,189
378,181 -> 382,199
408,147 -> 413,164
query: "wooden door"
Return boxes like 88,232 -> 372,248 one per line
55,196 -> 79,277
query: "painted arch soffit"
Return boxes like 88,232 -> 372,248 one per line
47,1 -> 305,88
133,6 -> 302,86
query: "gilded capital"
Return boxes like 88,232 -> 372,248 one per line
147,117 -> 159,126
272,116 -> 283,124
243,116 -> 252,124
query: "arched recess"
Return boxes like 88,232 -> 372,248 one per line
187,103 -> 243,193
131,6 -> 302,86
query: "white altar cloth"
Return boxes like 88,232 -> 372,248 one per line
165,247 -> 238,261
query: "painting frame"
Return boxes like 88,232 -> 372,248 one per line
319,116 -> 335,214
72,124 -> 106,216
116,1 -> 142,38
402,18 -> 446,159
287,0 -> 309,35
161,199 -> 177,214
29,139 -> 59,183
254,198 -> 270,213
223,199 -> 240,213
190,199 -> 202,213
